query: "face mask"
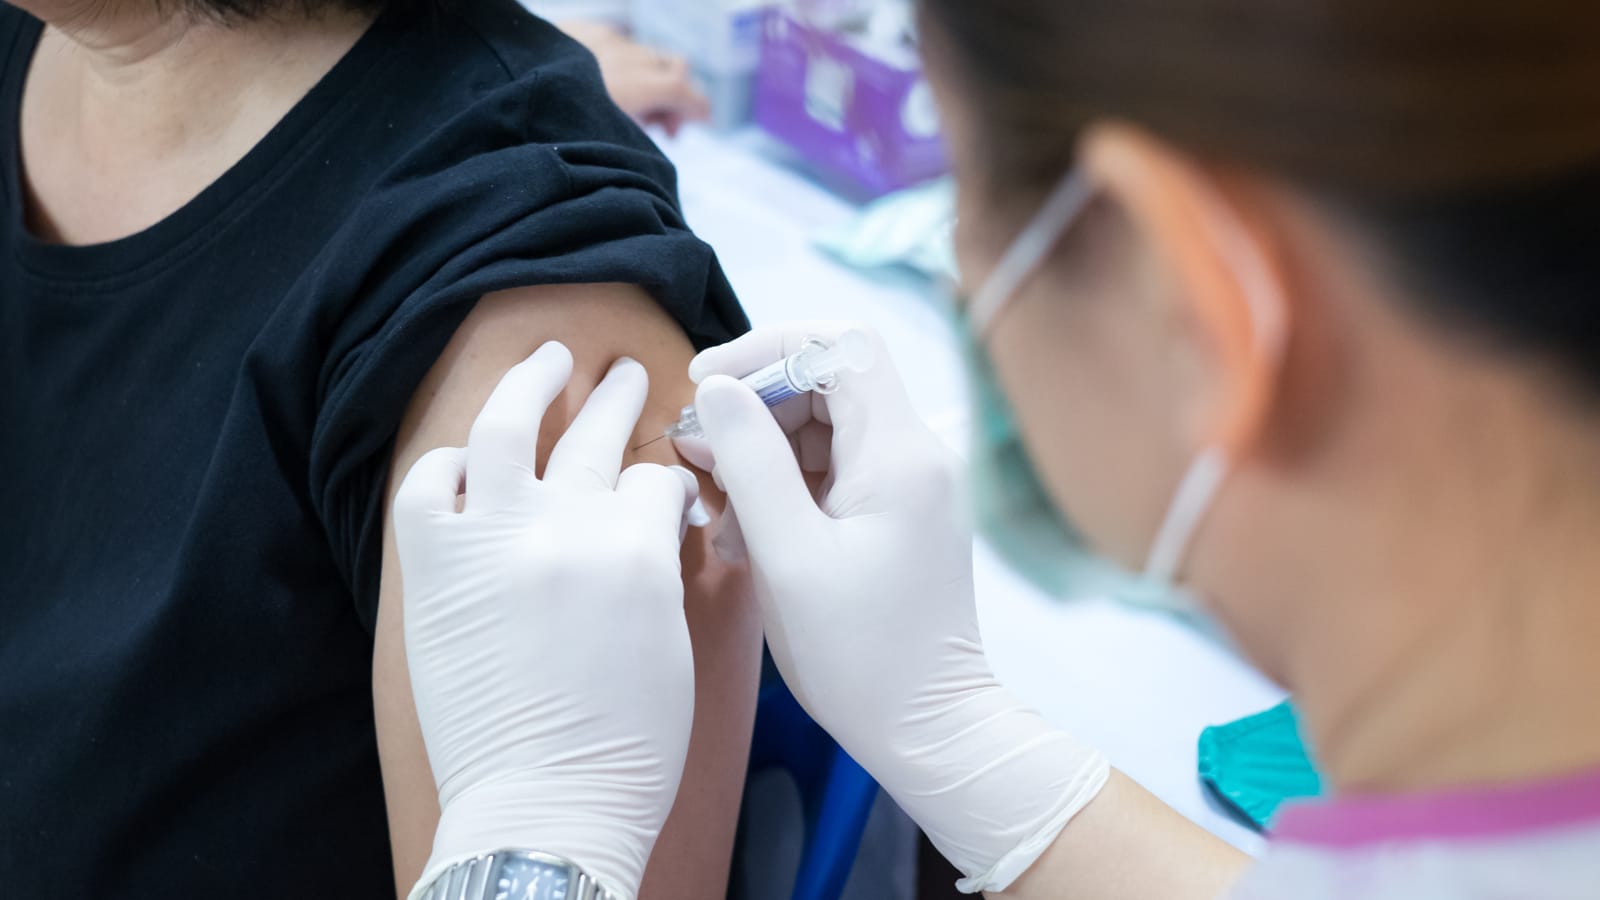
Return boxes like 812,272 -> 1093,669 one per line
961,324 -> 1177,605
958,171 -> 1235,616
1198,700 -> 1323,830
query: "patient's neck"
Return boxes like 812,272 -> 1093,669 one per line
18,4 -> 374,244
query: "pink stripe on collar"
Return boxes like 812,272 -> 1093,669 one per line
1273,766 -> 1600,849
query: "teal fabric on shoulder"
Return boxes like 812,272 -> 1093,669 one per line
1199,701 -> 1324,830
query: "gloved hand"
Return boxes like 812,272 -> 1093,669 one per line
395,342 -> 699,900
677,324 -> 1109,894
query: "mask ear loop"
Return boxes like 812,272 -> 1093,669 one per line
968,172 -> 1094,337
1143,448 -> 1230,585
1141,187 -> 1289,587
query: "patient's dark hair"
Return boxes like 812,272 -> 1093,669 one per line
918,0 -> 1600,398
183,0 -> 441,22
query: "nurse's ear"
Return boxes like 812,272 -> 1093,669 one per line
1078,124 -> 1290,459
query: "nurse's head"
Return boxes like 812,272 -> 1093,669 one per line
920,0 -> 1600,781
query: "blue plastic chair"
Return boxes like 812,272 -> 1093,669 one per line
748,680 -> 881,900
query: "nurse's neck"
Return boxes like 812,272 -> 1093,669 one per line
1287,373 -> 1600,798
16,0 -> 374,244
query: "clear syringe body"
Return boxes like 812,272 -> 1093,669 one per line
665,330 -> 875,441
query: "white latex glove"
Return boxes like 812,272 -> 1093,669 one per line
676,324 -> 1109,894
395,342 -> 699,900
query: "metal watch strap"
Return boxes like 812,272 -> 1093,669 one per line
414,849 -> 621,900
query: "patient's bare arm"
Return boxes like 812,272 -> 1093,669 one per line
372,284 -> 760,898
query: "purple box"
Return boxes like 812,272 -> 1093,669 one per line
754,9 -> 947,199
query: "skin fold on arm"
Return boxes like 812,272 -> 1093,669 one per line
372,283 -> 761,898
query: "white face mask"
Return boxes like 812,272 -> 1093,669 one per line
961,170 -> 1255,614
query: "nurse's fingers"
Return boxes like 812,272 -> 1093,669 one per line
794,419 -> 834,474
710,505 -> 747,565
671,431 -> 716,473
394,446 -> 467,522
393,447 -> 467,567
694,375 -> 822,554
544,357 -> 650,489
465,342 -> 574,511
617,463 -> 699,553
816,330 -> 925,465
674,405 -> 834,484
672,391 -> 821,474
689,325 -> 914,446
687,322 -> 855,385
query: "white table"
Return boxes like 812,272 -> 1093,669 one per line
661,126 -> 1286,860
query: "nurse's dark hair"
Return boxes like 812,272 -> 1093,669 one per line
918,0 -> 1600,398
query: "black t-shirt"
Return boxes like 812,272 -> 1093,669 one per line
0,1 -> 747,895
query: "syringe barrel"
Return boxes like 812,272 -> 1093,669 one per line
663,356 -> 801,440
661,331 -> 876,440
746,355 -> 810,405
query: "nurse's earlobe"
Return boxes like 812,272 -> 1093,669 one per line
1078,124 -> 1290,459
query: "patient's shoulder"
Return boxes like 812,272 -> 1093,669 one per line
416,0 -> 651,149
446,0 -> 598,84
0,2 -> 35,35
345,0 -> 672,215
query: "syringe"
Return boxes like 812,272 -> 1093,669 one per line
658,330 -> 876,443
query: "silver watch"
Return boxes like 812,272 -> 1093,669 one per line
414,849 -> 622,900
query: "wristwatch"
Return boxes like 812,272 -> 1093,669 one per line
412,849 -> 622,900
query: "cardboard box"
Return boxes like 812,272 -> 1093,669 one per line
753,8 -> 946,198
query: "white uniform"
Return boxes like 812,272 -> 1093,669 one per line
1228,767 -> 1600,899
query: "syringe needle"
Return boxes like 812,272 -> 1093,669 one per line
632,434 -> 670,452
